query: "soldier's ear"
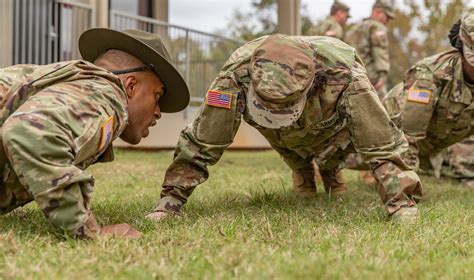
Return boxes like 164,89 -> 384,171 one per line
123,75 -> 138,98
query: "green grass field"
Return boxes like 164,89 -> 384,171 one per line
1,150 -> 473,279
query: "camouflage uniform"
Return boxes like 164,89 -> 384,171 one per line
0,60 -> 128,237
383,51 -> 473,185
307,17 -> 344,41
153,34 -> 422,217
345,18 -> 390,99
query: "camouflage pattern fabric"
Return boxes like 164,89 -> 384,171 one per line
345,18 -> 390,98
0,61 -> 128,238
441,136 -> 474,186
307,17 -> 345,41
347,49 -> 473,186
153,34 -> 421,216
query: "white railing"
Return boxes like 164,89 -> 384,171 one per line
1,2 -> 242,107
111,10 -> 243,104
0,0 -> 94,66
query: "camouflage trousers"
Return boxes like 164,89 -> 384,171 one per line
312,141 -> 421,214
345,136 -> 474,187
0,162 -> 34,214
442,136 -> 474,181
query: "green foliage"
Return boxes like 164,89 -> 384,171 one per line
0,150 -> 472,278
378,0 -> 471,86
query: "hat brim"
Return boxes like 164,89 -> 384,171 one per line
246,82 -> 310,129
78,28 -> 190,113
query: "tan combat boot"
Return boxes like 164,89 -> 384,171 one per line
320,169 -> 348,195
292,165 -> 317,196
359,170 -> 377,185
390,207 -> 419,224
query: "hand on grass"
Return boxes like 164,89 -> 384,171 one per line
99,223 -> 142,239
145,211 -> 170,221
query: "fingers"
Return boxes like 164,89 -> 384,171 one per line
99,223 -> 143,239
145,211 -> 170,222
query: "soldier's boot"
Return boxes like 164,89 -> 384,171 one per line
461,179 -> 474,188
390,206 -> 419,224
320,169 -> 347,195
292,164 -> 317,196
359,170 -> 376,185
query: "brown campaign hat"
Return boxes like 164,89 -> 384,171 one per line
79,28 -> 190,113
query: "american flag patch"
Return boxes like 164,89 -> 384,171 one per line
407,88 -> 431,104
99,115 -> 114,150
206,90 -> 233,109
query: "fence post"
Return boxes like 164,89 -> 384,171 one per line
0,0 -> 13,67
184,29 -> 192,118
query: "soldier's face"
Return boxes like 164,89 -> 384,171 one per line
120,71 -> 164,144
462,57 -> 474,83
334,10 -> 349,25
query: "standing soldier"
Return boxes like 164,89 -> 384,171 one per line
381,14 -> 474,187
345,0 -> 395,99
145,34 -> 422,224
307,1 -> 350,41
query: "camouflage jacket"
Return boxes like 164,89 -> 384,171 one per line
307,17 -> 344,41
345,18 -> 390,85
383,50 -> 473,168
0,61 -> 128,237
155,36 -> 420,214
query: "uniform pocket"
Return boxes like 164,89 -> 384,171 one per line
195,92 -> 240,145
348,92 -> 395,148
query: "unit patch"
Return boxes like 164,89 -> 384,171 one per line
99,115 -> 114,150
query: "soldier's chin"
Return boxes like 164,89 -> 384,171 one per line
119,133 -> 141,145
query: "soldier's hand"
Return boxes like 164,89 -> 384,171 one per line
374,79 -> 385,91
99,223 -> 142,239
145,211 -> 170,221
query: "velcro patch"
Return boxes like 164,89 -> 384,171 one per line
407,88 -> 431,104
206,90 -> 233,109
99,115 -> 114,150
376,30 -> 386,37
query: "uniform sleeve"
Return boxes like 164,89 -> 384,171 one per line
397,64 -> 439,171
370,25 -> 390,82
154,76 -> 242,213
343,62 -> 422,214
2,85 -> 116,238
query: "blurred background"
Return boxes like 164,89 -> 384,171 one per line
0,0 -> 472,149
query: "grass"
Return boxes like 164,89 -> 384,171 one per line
1,150 -> 473,279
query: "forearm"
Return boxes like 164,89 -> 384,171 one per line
156,112 -> 240,212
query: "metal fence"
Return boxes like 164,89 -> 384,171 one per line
1,1 -> 242,105
111,11 -> 243,103
0,0 -> 94,66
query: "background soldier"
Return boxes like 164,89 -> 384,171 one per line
146,34 -> 422,224
381,14 -> 474,187
0,29 -> 189,238
345,0 -> 394,99
307,1 -> 350,41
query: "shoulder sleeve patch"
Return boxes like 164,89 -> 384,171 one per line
407,88 -> 431,104
99,115 -> 114,150
206,90 -> 236,109
375,30 -> 386,37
